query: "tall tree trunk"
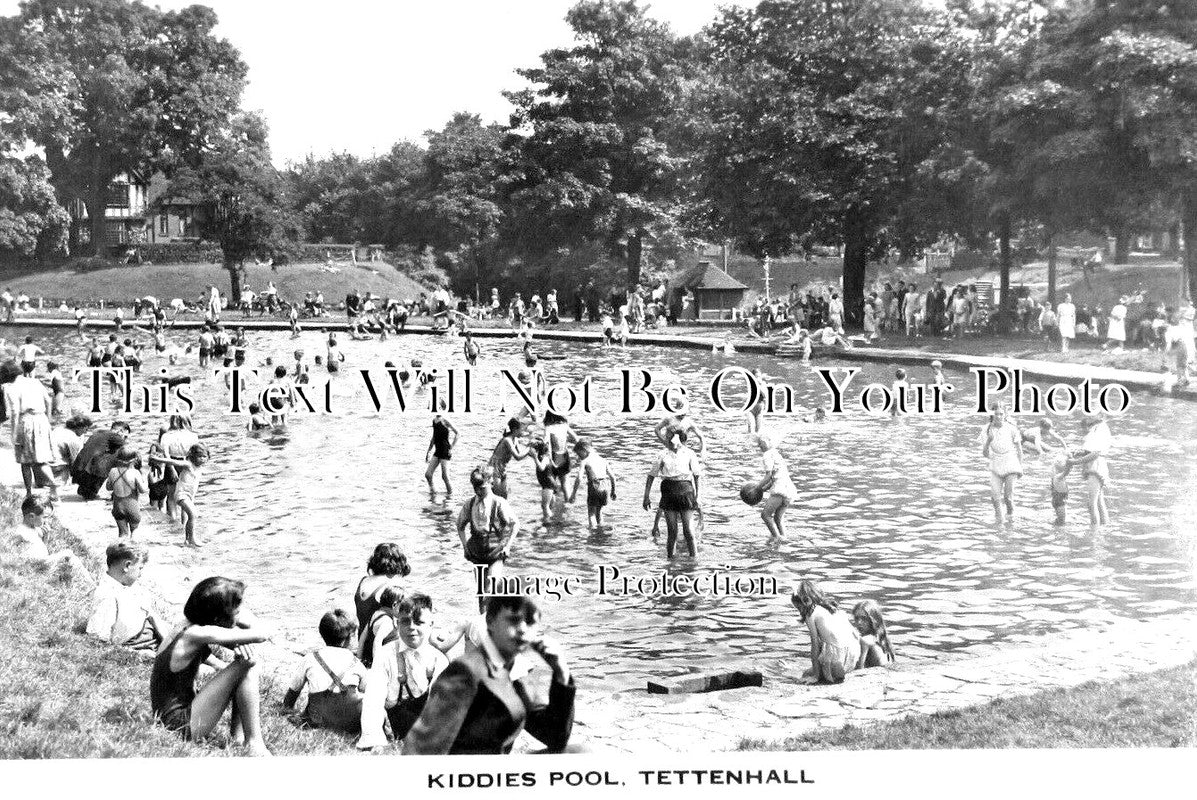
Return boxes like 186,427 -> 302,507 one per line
842,207 -> 868,327
998,215 -> 1013,332
1167,221 -> 1180,259
1183,188 -> 1197,302
226,258 -> 243,301
1112,228 -> 1130,264
626,230 -> 644,292
1046,229 -> 1058,307
89,164 -> 107,258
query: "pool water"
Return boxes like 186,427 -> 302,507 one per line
13,325 -> 1197,692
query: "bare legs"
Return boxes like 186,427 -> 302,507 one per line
761,495 -> 788,538
188,656 -> 269,756
664,510 -> 697,558
1086,474 -> 1108,533
989,473 -> 1016,521
177,496 -> 201,547
425,457 -> 452,494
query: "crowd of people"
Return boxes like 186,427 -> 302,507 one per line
0,265 -> 1149,757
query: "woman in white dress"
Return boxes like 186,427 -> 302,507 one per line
982,404 -> 1022,522
1056,293 -> 1077,353
1105,297 -> 1127,351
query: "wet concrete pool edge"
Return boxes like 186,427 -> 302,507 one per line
7,453 -> 1193,753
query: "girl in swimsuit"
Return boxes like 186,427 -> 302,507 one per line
105,446 -> 147,538
425,412 -> 459,494
354,543 -> 411,634
981,404 -> 1023,522
150,443 -> 209,547
150,577 -> 275,754
532,439 -> 559,523
488,418 -> 529,499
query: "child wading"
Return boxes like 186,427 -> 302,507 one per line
150,442 -> 210,547
425,411 -> 459,495
105,446 -> 146,538
457,466 -> 520,612
569,439 -> 617,531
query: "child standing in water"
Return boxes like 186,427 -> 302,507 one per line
530,439 -> 560,523
791,580 -> 861,684
1051,449 -> 1071,525
105,446 -> 147,538
425,411 -> 459,495
568,439 -> 617,531
752,431 -> 798,538
463,332 -> 480,366
150,443 -> 210,547
890,368 -> 908,417
150,577 -> 275,755
851,600 -> 896,667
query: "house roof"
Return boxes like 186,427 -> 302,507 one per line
676,261 -> 748,291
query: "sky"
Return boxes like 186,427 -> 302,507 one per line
0,0 -> 749,165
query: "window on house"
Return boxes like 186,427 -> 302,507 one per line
159,213 -> 169,235
106,182 -> 130,208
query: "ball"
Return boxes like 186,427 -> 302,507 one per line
740,482 -> 764,506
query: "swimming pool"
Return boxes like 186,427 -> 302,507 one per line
12,325 -> 1197,692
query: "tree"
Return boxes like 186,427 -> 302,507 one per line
0,0 -> 247,255
161,113 -> 297,298
0,154 -> 70,258
503,0 -> 694,291
699,0 -> 974,325
417,113 -> 506,300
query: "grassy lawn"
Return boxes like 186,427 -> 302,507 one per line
740,659 -> 1197,751
0,259 -> 431,307
0,489 -> 357,758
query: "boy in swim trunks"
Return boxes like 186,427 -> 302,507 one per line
568,439 -> 617,531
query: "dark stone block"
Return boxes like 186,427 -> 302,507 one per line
647,670 -> 763,694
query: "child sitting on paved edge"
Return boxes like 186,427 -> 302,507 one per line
791,579 -> 861,685
358,593 -> 448,750
86,540 -> 164,651
851,599 -> 896,667
283,609 -> 367,733
568,439 -> 617,531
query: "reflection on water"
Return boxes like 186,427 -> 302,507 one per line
13,325 -> 1197,691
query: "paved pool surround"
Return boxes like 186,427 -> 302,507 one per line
4,452 -> 1193,754
5,315 -> 1194,397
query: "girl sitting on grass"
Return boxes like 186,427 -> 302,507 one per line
851,599 -> 896,667
150,577 -> 276,755
149,443 -> 209,547
791,580 -> 861,684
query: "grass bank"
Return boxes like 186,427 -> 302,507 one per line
0,259 -> 431,307
0,489 -> 354,758
739,659 -> 1197,751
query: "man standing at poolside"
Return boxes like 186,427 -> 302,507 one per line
403,594 -> 576,755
